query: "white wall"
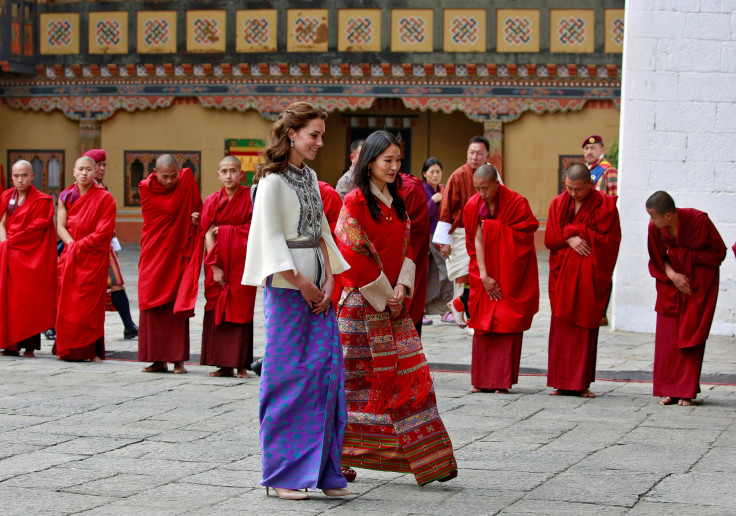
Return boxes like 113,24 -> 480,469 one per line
614,0 -> 736,335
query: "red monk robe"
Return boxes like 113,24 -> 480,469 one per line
399,173 -> 430,331
0,187 -> 56,351
464,186 -> 539,390
319,181 -> 343,309
545,190 -> 620,392
56,186 -> 116,360
648,208 -> 726,400
175,185 -> 257,371
138,168 -> 203,364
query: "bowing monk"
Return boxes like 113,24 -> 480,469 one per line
399,170 -> 430,336
0,160 -> 57,357
545,163 -> 620,397
138,154 -> 203,374
463,165 -> 539,393
175,156 -> 256,378
646,191 -> 726,406
56,156 -> 117,361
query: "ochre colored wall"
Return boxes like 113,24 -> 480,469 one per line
0,103 -> 80,188
504,103 -> 620,218
313,108 -> 483,185
101,102 -> 272,205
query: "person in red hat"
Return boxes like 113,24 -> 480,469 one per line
582,135 -> 618,196
83,149 -> 138,340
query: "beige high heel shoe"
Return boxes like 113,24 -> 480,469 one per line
265,486 -> 309,500
322,488 -> 353,497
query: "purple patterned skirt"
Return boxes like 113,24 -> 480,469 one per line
259,282 -> 347,490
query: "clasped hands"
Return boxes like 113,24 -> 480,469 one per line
566,235 -> 591,256
387,285 -> 406,318
298,274 -> 334,315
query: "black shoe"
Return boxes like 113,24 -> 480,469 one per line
250,358 -> 263,377
124,325 -> 138,339
43,328 -> 56,340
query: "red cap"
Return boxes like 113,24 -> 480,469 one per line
582,135 -> 603,148
83,149 -> 107,163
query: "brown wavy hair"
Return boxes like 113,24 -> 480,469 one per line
253,102 -> 328,184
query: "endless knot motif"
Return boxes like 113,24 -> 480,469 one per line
450,16 -> 479,45
557,16 -> 586,46
143,18 -> 170,46
46,19 -> 72,47
611,17 -> 624,45
95,19 -> 121,47
193,17 -> 219,45
243,18 -> 269,45
345,17 -> 373,45
503,16 -> 532,46
293,16 -> 321,45
398,16 -> 426,45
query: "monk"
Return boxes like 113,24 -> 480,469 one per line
56,156 -> 117,361
646,191 -> 726,406
399,171 -> 430,336
433,136 -> 494,331
464,164 -> 539,393
175,156 -> 256,378
545,163 -> 620,397
83,148 -> 138,339
0,160 -> 57,357
138,154 -> 202,374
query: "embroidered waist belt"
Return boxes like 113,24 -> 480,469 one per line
286,239 -> 320,249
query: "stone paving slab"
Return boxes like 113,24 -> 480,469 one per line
0,357 -> 735,514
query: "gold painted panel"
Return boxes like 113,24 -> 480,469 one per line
287,9 -> 328,52
137,11 -> 177,54
338,9 -> 381,52
496,9 -> 539,53
443,9 -> 486,53
236,9 -> 277,52
89,12 -> 128,55
550,9 -> 594,53
40,13 -> 79,55
391,9 -> 433,52
605,9 -> 625,53
186,10 -> 226,53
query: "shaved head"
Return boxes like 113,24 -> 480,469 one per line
474,163 -> 498,182
155,154 -> 178,170
566,163 -> 592,183
75,156 -> 96,169
645,191 -> 676,215
218,155 -> 241,170
12,160 -> 32,173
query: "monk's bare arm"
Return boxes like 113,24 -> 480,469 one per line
476,225 -> 502,300
663,260 -> 691,295
0,212 -> 6,241
56,199 -> 74,245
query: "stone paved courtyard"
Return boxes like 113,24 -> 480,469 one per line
0,245 -> 735,515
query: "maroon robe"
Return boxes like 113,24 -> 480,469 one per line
399,174 -> 430,327
319,181 -> 343,309
545,190 -> 620,391
138,168 -> 203,363
56,186 -> 116,360
463,187 -> 539,389
176,186 -> 257,369
0,187 -> 57,351
648,208 -> 726,399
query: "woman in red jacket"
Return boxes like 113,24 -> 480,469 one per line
335,130 -> 457,486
